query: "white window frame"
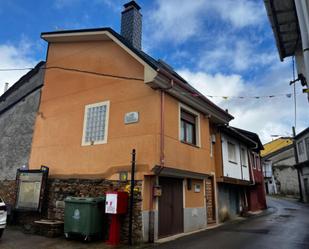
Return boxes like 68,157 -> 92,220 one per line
305,137 -> 309,159
251,152 -> 256,169
178,103 -> 201,147
240,146 -> 248,167
227,141 -> 237,164
298,140 -> 305,155
81,100 -> 110,146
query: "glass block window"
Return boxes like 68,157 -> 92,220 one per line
82,101 -> 110,145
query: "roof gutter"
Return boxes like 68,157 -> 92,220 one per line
150,68 -> 233,124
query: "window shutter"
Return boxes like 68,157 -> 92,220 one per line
181,110 -> 196,124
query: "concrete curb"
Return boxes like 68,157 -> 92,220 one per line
129,207 -> 278,248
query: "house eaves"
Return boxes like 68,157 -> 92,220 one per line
41,28 -> 233,124
220,125 -> 258,149
264,0 -> 301,61
0,61 -> 45,115
295,127 -> 309,140
262,144 -> 294,160
233,127 -> 264,151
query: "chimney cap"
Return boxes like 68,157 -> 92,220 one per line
123,1 -> 141,10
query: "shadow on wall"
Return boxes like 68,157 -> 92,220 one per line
219,206 -> 230,222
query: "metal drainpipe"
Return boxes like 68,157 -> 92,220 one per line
295,0 -> 309,82
249,151 -> 256,186
160,90 -> 165,167
157,80 -> 174,175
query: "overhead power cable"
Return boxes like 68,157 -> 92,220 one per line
0,66 -> 144,82
0,66 -> 300,99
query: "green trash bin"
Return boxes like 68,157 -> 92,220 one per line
64,196 -> 106,241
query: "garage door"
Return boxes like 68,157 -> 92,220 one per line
158,177 -> 184,238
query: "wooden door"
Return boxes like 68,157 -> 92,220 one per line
205,177 -> 216,224
158,177 -> 184,238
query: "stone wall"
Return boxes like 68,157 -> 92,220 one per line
0,90 -> 42,180
0,62 -> 44,181
273,166 -> 300,196
0,178 -> 142,242
0,180 -> 17,206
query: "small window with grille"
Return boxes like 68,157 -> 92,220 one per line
82,101 -> 110,146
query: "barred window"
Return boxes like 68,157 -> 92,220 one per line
82,101 -> 110,145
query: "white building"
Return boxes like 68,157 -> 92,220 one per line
262,160 -> 277,195
295,127 -> 309,202
264,0 -> 309,101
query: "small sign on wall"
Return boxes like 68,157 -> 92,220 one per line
105,193 -> 118,214
194,184 -> 201,193
124,112 -> 139,124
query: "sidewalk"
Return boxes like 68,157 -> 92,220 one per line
0,207 -> 274,249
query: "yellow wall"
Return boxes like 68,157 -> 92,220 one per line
163,95 -> 213,174
184,179 -> 205,208
29,40 -> 161,178
261,138 -> 293,157
29,39 -> 215,186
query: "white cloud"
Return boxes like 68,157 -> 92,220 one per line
177,61 -> 309,144
178,69 -> 246,99
198,39 -> 277,72
147,0 -> 206,44
146,0 -> 265,44
0,42 -> 36,95
210,0 -> 265,28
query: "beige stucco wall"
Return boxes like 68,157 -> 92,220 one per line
29,40 -> 161,178
29,38 -> 217,213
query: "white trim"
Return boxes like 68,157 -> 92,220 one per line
240,146 -> 248,167
227,141 -> 237,164
81,100 -> 110,146
42,31 -> 158,84
178,103 -> 201,147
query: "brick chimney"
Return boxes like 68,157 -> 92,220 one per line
121,1 -> 142,50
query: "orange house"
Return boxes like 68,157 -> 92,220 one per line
29,1 -> 233,241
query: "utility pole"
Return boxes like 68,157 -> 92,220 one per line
292,126 -> 303,202
128,149 -> 136,246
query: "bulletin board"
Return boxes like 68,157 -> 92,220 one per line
15,166 -> 49,212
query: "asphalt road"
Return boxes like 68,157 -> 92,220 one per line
0,197 -> 308,249
147,197 -> 309,249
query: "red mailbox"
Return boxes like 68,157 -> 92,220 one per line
105,191 -> 128,245
105,191 -> 128,214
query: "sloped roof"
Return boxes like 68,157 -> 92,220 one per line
0,61 -> 45,115
261,137 -> 293,157
232,127 -> 264,151
219,125 -> 257,148
295,127 -> 309,140
41,27 -> 233,123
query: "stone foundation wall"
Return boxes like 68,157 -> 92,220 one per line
0,178 -> 143,242
46,178 -> 142,242
0,180 -> 16,206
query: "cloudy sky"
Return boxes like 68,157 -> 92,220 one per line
0,0 -> 308,142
